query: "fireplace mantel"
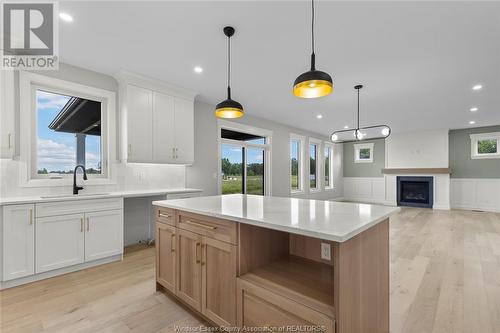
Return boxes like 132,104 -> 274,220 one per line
382,168 -> 451,174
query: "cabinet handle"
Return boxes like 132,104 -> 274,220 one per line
172,148 -> 175,159
171,234 -> 176,252
81,218 -> 84,232
184,220 -> 217,230
201,244 -> 206,266
8,133 -> 12,149
158,212 -> 171,218
128,144 -> 132,155
195,242 -> 201,263
29,209 -> 33,225
86,217 -> 90,231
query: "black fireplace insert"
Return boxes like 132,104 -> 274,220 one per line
397,176 -> 433,208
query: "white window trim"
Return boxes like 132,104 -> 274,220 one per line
19,71 -> 117,187
309,137 -> 322,192
470,132 -> 500,159
290,133 -> 305,195
217,120 -> 272,196
324,142 -> 334,190
354,142 -> 374,163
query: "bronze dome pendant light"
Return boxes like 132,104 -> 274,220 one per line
293,0 -> 333,98
330,85 -> 391,143
215,26 -> 244,119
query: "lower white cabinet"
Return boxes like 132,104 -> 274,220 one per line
2,204 -> 35,281
36,213 -> 85,273
85,210 -> 123,261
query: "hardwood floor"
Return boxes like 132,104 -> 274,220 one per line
1,208 -> 499,332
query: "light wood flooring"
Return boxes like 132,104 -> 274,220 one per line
1,208 -> 500,332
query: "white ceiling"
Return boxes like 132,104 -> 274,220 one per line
59,1 -> 500,135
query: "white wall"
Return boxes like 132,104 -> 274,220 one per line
450,178 -> 500,212
186,101 -> 343,200
385,129 -> 449,168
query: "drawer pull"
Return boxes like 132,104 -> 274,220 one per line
171,234 -> 176,251
195,242 -> 201,263
158,212 -> 171,218
184,219 -> 217,230
29,209 -> 33,225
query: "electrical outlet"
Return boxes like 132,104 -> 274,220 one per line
321,242 -> 331,261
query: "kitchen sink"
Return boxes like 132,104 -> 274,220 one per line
40,193 -> 110,199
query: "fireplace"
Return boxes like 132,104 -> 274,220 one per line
397,176 -> 433,208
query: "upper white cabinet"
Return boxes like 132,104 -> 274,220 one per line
2,204 -> 35,281
116,71 -> 196,164
0,70 -> 15,158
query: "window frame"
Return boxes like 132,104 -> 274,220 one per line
354,142 -> 374,163
290,133 -> 305,194
217,120 -> 272,196
309,138 -> 322,192
324,143 -> 334,190
470,132 -> 500,159
19,71 -> 117,187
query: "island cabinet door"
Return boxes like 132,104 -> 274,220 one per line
176,228 -> 202,311
156,223 -> 176,292
201,237 -> 237,327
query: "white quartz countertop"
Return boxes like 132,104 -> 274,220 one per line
0,188 -> 202,206
153,194 -> 400,242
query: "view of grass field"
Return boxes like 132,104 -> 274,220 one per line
222,175 -> 264,195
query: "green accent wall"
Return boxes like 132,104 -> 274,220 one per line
343,139 -> 385,177
449,125 -> 500,178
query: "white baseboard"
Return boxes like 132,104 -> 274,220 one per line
0,254 -> 122,290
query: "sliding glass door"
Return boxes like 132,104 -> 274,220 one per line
221,144 -> 244,194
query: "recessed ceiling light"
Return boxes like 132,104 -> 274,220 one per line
59,12 -> 73,22
316,114 -> 323,119
470,107 -> 478,112
469,121 -> 476,125
343,125 -> 349,129
472,84 -> 482,91
193,66 -> 203,73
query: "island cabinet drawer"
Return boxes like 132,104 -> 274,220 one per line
155,207 -> 175,226
178,212 -> 237,245
237,279 -> 335,332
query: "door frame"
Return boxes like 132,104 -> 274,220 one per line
217,120 -> 272,196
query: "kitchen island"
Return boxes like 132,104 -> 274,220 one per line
152,194 -> 399,332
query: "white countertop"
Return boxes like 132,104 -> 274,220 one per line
0,188 -> 202,206
153,194 -> 400,242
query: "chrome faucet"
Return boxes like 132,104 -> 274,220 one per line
73,165 -> 88,195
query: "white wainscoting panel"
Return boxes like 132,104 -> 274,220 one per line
450,179 -> 500,212
343,177 -> 386,204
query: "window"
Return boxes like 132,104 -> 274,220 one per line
354,143 -> 374,163
219,122 -> 271,196
309,142 -> 319,190
36,90 -> 103,177
324,144 -> 333,189
470,132 -> 500,159
290,134 -> 305,193
19,72 -> 116,186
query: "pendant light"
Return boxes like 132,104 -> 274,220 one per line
215,26 -> 244,119
293,0 -> 333,98
330,85 -> 391,143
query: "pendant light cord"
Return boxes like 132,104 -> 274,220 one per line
310,0 -> 316,70
357,88 -> 360,130
227,35 -> 231,99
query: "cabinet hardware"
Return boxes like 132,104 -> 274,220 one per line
184,220 -> 217,230
81,218 -> 84,232
172,148 -> 175,159
171,234 -> 176,252
195,242 -> 201,263
158,212 -> 171,218
8,133 -> 12,149
201,244 -> 206,265
29,209 -> 33,225
86,217 -> 90,231
128,144 -> 132,155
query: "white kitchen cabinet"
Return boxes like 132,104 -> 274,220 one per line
126,84 -> 153,162
0,70 -> 15,158
117,71 -> 196,164
2,204 -> 35,281
36,213 -> 85,273
152,91 -> 176,163
173,97 -> 195,164
85,210 -> 123,261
